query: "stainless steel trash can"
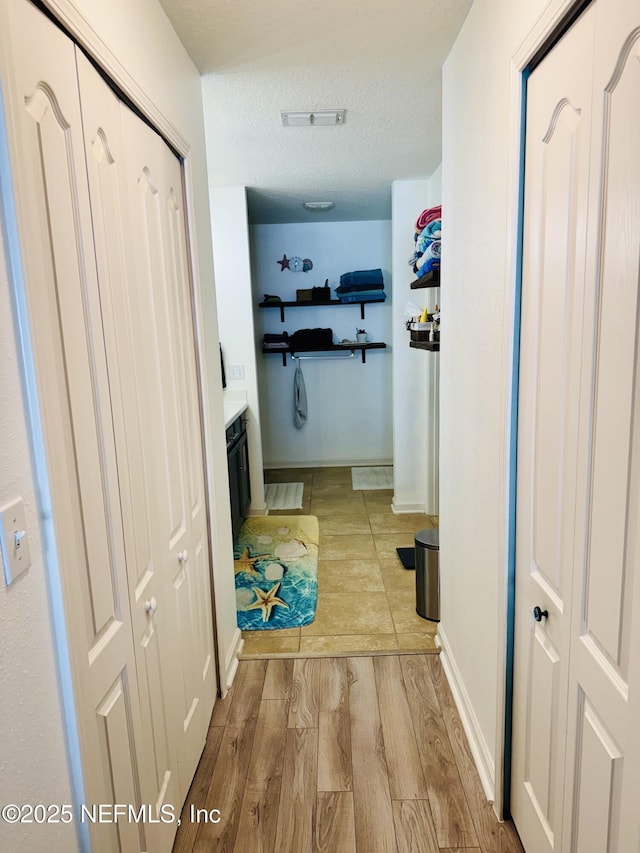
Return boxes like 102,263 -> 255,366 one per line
415,528 -> 440,621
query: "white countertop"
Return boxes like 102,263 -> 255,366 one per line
223,391 -> 248,428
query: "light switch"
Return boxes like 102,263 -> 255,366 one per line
0,497 -> 31,585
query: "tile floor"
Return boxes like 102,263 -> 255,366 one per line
240,466 -> 439,657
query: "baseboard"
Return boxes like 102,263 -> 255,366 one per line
392,499 -> 425,514
247,503 -> 267,516
223,628 -> 244,695
436,624 -> 496,803
264,458 -> 393,469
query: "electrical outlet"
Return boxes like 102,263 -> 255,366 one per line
228,364 -> 245,380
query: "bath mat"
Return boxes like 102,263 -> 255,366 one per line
396,547 -> 415,570
351,466 -> 393,490
264,482 -> 304,510
234,515 -> 318,630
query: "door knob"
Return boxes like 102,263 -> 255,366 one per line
533,605 -> 548,622
178,550 -> 188,563
145,596 -> 157,615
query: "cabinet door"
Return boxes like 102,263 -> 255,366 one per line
238,431 -> 251,520
228,446 -> 242,541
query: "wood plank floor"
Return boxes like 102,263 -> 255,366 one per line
173,654 -> 524,853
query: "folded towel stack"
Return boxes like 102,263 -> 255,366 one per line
262,332 -> 290,350
335,268 -> 386,303
410,206 -> 442,280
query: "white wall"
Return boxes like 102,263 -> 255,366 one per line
391,176 -> 441,513
0,201 -> 77,853
252,220 -> 392,468
440,0 -> 575,800
210,186 -> 266,514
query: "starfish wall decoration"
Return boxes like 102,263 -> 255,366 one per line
246,582 -> 289,622
277,254 -> 290,270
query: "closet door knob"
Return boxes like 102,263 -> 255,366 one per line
533,605 -> 548,622
178,550 -> 188,563
145,596 -> 158,615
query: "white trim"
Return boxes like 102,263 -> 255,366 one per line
40,0 -> 188,156
391,500 -> 426,514
223,629 -> 244,693
437,624 -> 496,803
264,457 -> 393,469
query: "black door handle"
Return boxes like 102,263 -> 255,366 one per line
533,606 -> 549,622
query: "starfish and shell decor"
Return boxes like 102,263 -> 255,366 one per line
245,582 -> 289,622
234,515 -> 319,630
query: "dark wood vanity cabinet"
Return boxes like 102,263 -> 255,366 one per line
226,415 -> 250,540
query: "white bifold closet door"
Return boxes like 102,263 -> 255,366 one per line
2,0 -> 216,850
512,0 -> 640,851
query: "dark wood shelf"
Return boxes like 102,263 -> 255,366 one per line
262,341 -> 387,366
259,299 -> 384,322
410,269 -> 441,289
410,340 -> 440,352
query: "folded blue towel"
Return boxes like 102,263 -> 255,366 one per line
339,268 -> 384,288
339,290 -> 387,304
335,281 -> 385,294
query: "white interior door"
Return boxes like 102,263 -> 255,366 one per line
77,43 -> 216,820
2,2 -> 147,850
118,96 -> 216,797
561,2 -> 640,850
3,2 -> 217,850
76,53 -> 180,852
512,1 -> 640,851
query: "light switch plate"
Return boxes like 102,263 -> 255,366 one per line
0,497 -> 31,585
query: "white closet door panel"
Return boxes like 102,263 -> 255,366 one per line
76,53 -> 180,852
160,144 -> 215,789
563,5 -> 640,850
512,7 -> 595,851
119,105 -> 214,797
583,24 -> 640,669
2,2 -> 146,850
572,696 -> 623,853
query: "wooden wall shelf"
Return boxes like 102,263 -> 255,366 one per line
259,299 -> 384,322
262,341 -> 387,366
410,340 -> 440,352
410,269 -> 440,289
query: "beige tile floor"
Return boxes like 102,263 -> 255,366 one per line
240,466 -> 439,657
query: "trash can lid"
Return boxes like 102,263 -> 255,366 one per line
415,528 -> 439,550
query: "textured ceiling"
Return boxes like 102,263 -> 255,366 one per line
158,0 -> 472,223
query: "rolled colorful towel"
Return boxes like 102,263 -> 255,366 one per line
416,240 -> 441,268
415,219 -> 441,254
415,205 -> 441,233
